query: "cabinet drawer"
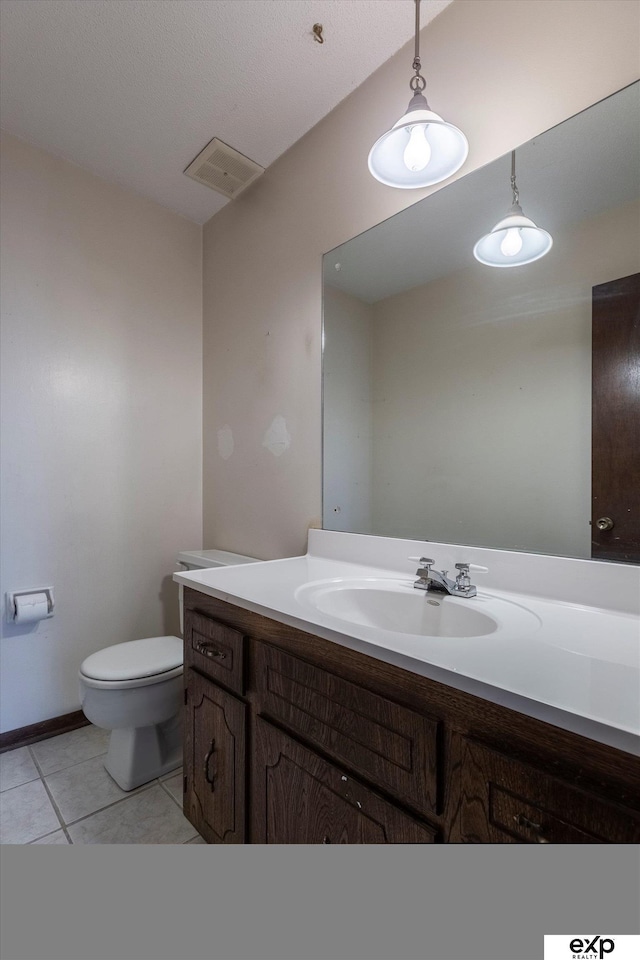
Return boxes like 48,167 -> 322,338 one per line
490,786 -> 601,844
254,642 -> 439,816
184,610 -> 245,695
253,718 -> 436,844
455,739 -> 640,843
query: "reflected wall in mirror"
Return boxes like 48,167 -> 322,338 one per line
322,83 -> 640,562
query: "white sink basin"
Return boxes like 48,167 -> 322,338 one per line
295,577 -> 540,640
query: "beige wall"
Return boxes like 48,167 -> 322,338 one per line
370,201 -> 640,556
0,133 -> 203,732
201,0 -> 640,561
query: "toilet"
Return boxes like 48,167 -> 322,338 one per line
78,548 -> 257,791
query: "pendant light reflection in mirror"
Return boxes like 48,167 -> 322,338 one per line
474,150 -> 553,267
368,0 -> 468,188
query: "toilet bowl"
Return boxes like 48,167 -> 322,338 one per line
78,548 -> 258,791
79,636 -> 183,791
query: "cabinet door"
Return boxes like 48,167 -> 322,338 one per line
451,738 -> 640,844
252,718 -> 436,844
184,669 -> 246,843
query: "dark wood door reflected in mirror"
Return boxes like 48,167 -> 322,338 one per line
591,271 -> 640,562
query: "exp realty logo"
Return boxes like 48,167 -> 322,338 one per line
545,935 -> 639,960
568,936 -> 615,958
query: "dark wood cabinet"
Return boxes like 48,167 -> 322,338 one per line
183,668 -> 246,844
252,718 -> 436,844
182,587 -> 640,844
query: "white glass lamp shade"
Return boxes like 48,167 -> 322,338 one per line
368,106 -> 469,189
474,210 -> 553,267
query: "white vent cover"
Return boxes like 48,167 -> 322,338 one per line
184,138 -> 264,199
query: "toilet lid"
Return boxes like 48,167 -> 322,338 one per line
80,636 -> 183,682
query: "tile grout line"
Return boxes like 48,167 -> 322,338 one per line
28,826 -> 68,844
64,779 -> 199,844
28,738 -> 111,779
156,778 -> 200,842
55,777 -> 160,832
27,744 -> 72,843
0,775 -> 41,795
0,744 -> 40,793
158,776 -> 183,809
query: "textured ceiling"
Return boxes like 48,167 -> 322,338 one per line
0,0 -> 452,224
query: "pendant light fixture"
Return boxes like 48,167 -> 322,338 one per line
368,0 -> 468,189
473,150 -> 553,267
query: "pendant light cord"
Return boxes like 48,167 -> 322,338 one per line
510,150 -> 520,206
410,0 -> 426,92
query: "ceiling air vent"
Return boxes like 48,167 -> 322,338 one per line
184,138 -> 264,199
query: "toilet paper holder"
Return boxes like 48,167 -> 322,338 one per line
6,587 -> 55,622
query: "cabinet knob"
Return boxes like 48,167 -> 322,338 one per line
322,836 -> 331,844
596,517 -> 614,531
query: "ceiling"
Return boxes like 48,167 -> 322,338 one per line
324,81 -> 640,302
0,0 -> 452,224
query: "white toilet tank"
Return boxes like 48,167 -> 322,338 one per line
176,549 -> 258,571
175,548 -> 258,632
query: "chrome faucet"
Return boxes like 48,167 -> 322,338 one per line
411,558 -> 487,598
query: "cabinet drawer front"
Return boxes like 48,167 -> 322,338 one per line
255,643 -> 439,815
253,718 -> 436,844
456,739 -> 640,844
185,610 -> 245,695
490,786 -> 601,844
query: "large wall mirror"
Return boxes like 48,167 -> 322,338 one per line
322,82 -> 639,563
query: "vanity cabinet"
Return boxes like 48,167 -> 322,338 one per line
182,588 -> 640,845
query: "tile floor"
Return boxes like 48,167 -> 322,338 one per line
0,724 -> 205,844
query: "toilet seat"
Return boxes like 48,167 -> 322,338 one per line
79,636 -> 183,690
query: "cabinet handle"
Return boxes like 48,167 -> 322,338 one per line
513,813 -> 549,842
195,641 -> 226,661
322,836 -> 331,844
204,738 -> 216,789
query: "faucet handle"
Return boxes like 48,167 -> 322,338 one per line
452,562 -> 487,597
410,558 -> 435,582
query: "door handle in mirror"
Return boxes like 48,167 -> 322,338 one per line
596,517 -> 614,531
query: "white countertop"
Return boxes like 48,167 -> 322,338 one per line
174,531 -> 640,756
